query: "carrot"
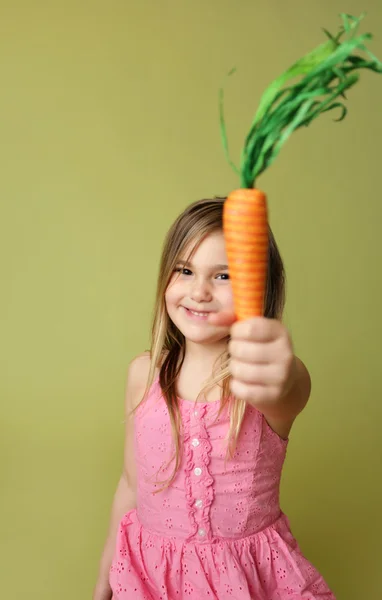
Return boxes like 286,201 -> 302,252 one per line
223,189 -> 268,319
220,13 -> 382,321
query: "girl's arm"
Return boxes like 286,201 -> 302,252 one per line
93,353 -> 151,600
227,316 -> 312,440
258,355 -> 311,440
210,311 -> 311,440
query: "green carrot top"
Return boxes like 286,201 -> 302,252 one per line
220,13 -> 382,189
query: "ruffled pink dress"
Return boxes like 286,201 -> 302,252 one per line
110,377 -> 335,599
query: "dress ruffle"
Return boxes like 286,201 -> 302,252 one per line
110,509 -> 335,600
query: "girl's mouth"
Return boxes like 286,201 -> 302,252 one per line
183,307 -> 211,321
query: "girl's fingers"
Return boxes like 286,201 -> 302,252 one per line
228,339 -> 274,364
229,379 -> 278,404
229,359 -> 284,386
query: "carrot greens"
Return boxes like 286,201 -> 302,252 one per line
220,13 -> 382,188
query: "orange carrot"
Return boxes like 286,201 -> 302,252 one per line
223,189 -> 268,320
220,13 -> 381,320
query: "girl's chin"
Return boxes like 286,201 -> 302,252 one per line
185,334 -> 228,346
176,320 -> 229,345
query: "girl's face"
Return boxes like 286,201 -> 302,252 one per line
165,231 -> 234,345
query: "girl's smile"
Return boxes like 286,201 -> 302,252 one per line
182,306 -> 212,321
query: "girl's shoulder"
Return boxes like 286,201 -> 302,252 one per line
129,351 -> 152,376
126,351 -> 162,411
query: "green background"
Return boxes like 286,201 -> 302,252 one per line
1,1 -> 381,598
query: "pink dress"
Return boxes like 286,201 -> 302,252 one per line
110,377 -> 335,599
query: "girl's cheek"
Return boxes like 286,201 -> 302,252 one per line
165,282 -> 183,306
164,288 -> 175,311
221,286 -> 234,308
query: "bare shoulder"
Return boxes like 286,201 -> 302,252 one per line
125,352 -> 151,410
128,351 -> 152,380
125,351 -> 161,411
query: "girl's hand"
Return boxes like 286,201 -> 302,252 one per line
209,311 -> 297,407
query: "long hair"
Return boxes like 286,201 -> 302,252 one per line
140,197 -> 285,488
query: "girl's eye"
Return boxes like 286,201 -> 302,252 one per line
216,273 -> 230,280
174,267 -> 192,276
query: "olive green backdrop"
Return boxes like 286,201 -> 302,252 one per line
1,1 -> 381,598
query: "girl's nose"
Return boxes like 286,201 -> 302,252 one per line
190,279 -> 212,303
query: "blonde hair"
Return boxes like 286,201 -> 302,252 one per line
140,197 -> 285,488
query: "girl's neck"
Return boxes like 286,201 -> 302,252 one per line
183,339 -> 227,371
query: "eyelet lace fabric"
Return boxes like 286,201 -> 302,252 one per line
110,377 -> 335,599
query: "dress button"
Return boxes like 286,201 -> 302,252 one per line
194,467 -> 202,476
193,410 -> 198,417
191,438 -> 200,447
198,528 -> 206,537
195,499 -> 203,509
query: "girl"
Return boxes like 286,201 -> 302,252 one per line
93,197 -> 335,600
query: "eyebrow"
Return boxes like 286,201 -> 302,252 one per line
176,259 -> 229,270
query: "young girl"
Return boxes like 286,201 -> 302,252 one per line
93,197 -> 336,600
